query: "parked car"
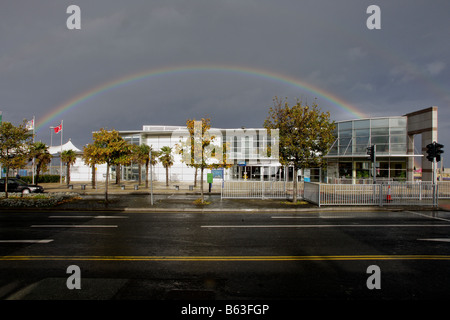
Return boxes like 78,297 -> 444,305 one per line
0,178 -> 44,194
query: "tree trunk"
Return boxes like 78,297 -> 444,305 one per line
200,167 -> 204,203
165,166 -> 169,186
105,163 -> 109,202
145,161 -> 149,188
36,163 -> 41,183
115,165 -> 121,185
66,164 -> 70,186
91,164 -> 96,189
4,168 -> 9,198
293,168 -> 298,203
194,167 -> 198,187
138,164 -> 142,185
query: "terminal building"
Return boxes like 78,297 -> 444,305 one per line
117,125 -> 283,183
325,106 -> 438,183
115,106 -> 438,184
32,106 -> 437,184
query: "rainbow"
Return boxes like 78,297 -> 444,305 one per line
35,64 -> 366,132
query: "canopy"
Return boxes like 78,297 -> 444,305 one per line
48,139 -> 81,155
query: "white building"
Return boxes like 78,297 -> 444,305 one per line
48,139 -> 108,182
118,125 -> 283,183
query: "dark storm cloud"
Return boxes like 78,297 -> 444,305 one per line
0,0 -> 449,165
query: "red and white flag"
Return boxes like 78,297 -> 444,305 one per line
26,119 -> 34,131
54,123 -> 62,134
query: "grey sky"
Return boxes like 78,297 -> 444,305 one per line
1,0 -> 449,167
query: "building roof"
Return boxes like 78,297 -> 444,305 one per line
48,139 -> 81,154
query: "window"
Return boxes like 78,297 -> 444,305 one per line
371,118 -> 389,128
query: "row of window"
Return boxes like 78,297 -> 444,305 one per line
328,117 -> 408,156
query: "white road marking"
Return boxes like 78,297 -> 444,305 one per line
272,216 -> 361,219
202,224 -> 450,228
417,238 -> 450,243
31,225 -> 118,228
48,216 -> 128,219
406,211 -> 450,222
0,240 -> 53,243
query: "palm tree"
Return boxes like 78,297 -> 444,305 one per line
132,144 -> 150,186
82,145 -> 98,189
61,149 -> 77,186
31,141 -> 52,182
149,148 -> 160,188
158,146 -> 174,187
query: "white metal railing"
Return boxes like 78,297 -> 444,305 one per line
317,183 -> 382,206
221,180 -> 302,199
438,181 -> 450,199
303,181 -> 442,207
221,180 -> 450,206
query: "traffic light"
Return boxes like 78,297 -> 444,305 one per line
366,145 -> 375,162
426,142 -> 444,162
426,143 -> 435,162
435,142 -> 444,162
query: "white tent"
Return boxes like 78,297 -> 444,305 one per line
48,139 -> 81,154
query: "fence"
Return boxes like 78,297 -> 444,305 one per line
221,180 -> 450,207
303,181 -> 447,207
221,181 -> 303,199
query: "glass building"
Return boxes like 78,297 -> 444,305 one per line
325,116 -> 414,183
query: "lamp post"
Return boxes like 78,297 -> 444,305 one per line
150,149 -> 154,205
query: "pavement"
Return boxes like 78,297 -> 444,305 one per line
34,181 -> 450,213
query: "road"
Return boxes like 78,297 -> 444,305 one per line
1,208 -> 450,304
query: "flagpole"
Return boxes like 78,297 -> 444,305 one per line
32,116 -> 35,185
60,120 -> 63,184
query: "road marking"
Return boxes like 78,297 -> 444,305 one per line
201,224 -> 450,228
406,210 -> 450,222
272,216 -> 368,219
417,238 -> 450,243
48,216 -> 128,219
30,225 -> 118,228
0,240 -> 53,243
1,255 -> 450,261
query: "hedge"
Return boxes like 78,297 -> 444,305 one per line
19,175 -> 63,183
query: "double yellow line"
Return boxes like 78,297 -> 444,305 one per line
2,255 -> 450,261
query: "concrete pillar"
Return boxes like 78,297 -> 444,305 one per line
405,107 -> 438,182
407,134 -> 415,182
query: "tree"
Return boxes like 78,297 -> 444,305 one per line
114,145 -> 133,186
82,145 -> 98,189
30,141 -> 52,182
158,146 -> 174,187
149,148 -> 159,188
131,144 -> 151,186
177,118 -> 228,203
264,97 -> 336,202
61,149 -> 77,186
82,128 -> 130,201
0,120 -> 34,198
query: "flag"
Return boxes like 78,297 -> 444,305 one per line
26,119 -> 34,131
54,123 -> 62,134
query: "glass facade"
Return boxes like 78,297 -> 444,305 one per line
326,116 -> 409,183
327,116 -> 407,157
